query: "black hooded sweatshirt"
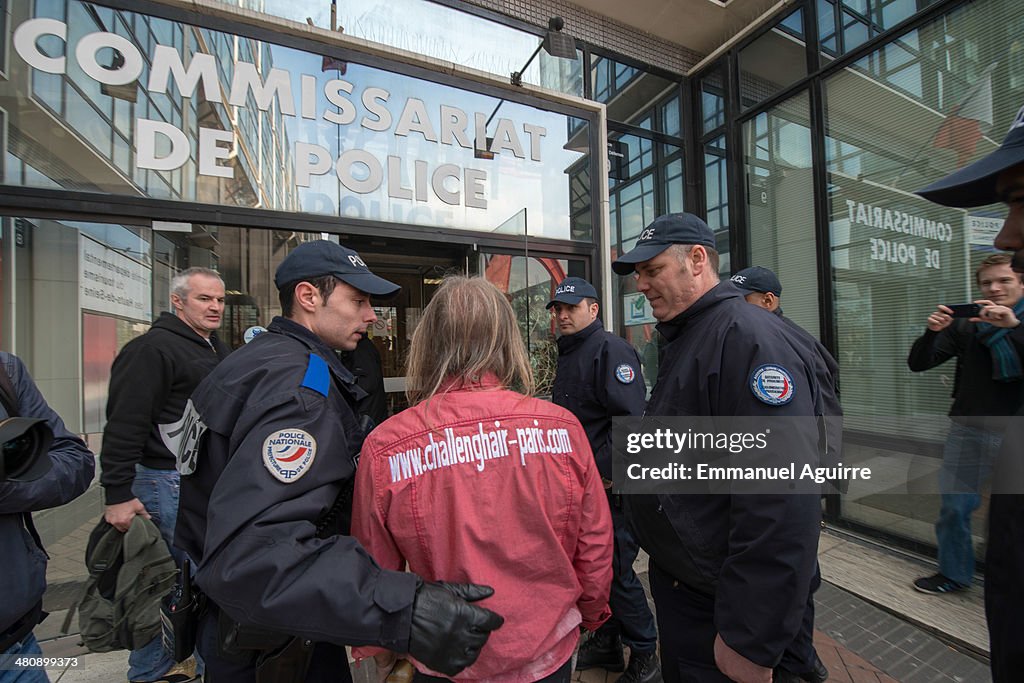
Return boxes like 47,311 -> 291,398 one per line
100,312 -> 230,504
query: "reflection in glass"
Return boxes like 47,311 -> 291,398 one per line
591,54 -> 678,134
256,0 -> 583,96
817,0 -> 940,59
821,0 -> 1019,549
779,8 -> 805,37
664,157 -> 684,216
739,13 -> 807,110
743,91 -> 819,337
704,135 -> 730,274
700,66 -> 726,134
483,253 -> 584,396
2,0 -> 592,240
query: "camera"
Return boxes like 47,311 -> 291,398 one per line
945,303 -> 982,319
0,417 -> 54,482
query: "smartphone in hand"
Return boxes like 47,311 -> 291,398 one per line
945,303 -> 982,318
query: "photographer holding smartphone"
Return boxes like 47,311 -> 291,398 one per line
907,252 -> 1024,595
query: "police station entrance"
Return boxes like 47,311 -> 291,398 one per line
341,235 -> 472,414
1,213 -> 593,448
346,235 -> 591,410
0,0 -> 605,597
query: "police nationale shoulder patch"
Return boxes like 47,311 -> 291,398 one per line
262,429 -> 317,483
750,364 -> 795,405
615,363 -> 637,384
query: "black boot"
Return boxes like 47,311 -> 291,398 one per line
575,629 -> 625,672
618,650 -> 662,683
773,654 -> 828,683
807,652 -> 829,683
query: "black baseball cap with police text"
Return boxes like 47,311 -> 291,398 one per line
274,240 -> 400,297
546,277 -> 599,309
612,213 -> 717,275
729,266 -> 782,296
916,105 -> 1024,207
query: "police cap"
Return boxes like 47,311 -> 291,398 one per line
275,240 -> 400,297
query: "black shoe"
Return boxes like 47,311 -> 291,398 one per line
772,653 -> 827,683
912,573 -> 968,594
809,652 -> 828,683
618,650 -> 662,683
575,630 -> 625,672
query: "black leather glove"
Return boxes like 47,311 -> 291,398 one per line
407,581 -> 504,676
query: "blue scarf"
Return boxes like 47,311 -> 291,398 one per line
976,298 -> 1024,381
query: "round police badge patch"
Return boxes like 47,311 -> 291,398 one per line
262,429 -> 317,483
615,363 -> 636,384
243,325 -> 267,344
750,364 -> 795,405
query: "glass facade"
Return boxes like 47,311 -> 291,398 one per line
722,0 -> 1021,557
743,91 -> 820,337
0,0 -> 607,600
247,0 -> 584,96
4,1 -> 591,238
822,0 -> 1020,546
739,9 -> 808,109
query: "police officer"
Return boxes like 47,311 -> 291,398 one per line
916,104 -> 1024,683
612,214 -> 824,683
730,266 -> 842,471
730,266 -> 840,415
175,240 -> 503,683
731,266 -> 839,683
546,278 -> 660,683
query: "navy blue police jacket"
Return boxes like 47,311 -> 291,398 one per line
625,283 -> 822,668
776,308 -> 843,467
174,317 -> 418,651
551,319 -> 646,480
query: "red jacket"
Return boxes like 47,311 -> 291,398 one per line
352,376 -> 612,681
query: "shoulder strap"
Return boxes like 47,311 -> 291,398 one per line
0,357 -> 20,417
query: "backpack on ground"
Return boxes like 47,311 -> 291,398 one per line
60,515 -> 178,652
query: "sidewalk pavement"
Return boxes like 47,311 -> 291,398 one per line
38,530 -> 991,682
35,628 -> 904,683
39,582 -> 989,683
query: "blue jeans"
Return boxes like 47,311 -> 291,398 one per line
0,632 -> 50,683
128,465 -> 183,682
936,422 -> 1002,586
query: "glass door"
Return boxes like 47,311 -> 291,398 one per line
352,240 -> 472,414
480,251 -> 587,397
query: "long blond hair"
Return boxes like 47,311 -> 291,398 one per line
406,276 -> 534,404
